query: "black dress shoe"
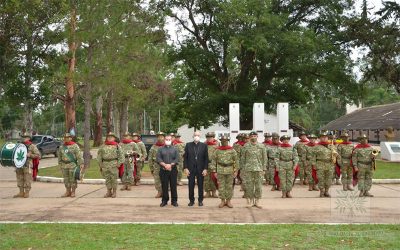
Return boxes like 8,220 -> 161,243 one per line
172,202 -> 178,207
188,202 -> 194,206
198,201 -> 203,206
160,202 -> 167,207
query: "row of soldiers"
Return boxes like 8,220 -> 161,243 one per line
13,130 -> 375,204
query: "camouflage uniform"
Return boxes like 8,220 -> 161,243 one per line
275,142 -> 299,197
204,135 -> 218,197
241,137 -> 267,207
135,139 -> 147,183
294,136 -> 308,184
311,139 -> 338,197
58,142 -> 83,193
119,140 -> 140,188
233,139 -> 245,195
305,140 -> 319,191
14,139 -> 41,198
337,140 -> 354,191
352,142 -> 374,197
97,139 -> 124,198
212,143 -> 238,208
173,138 -> 185,184
148,143 -> 164,195
266,141 -> 280,190
262,134 -> 272,185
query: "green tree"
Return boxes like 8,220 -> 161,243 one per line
160,0 -> 359,129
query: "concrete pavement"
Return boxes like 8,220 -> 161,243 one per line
1,180 -> 399,224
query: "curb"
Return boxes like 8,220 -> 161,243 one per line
34,176 -> 400,185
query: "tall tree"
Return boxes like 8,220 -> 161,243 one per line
160,0 -> 359,129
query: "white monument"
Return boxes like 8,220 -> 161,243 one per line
380,142 -> 400,162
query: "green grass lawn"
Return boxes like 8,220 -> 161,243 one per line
39,160 -> 150,178
0,224 -> 398,249
372,160 -> 400,179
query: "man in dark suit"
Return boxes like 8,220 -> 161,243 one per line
184,131 -> 209,206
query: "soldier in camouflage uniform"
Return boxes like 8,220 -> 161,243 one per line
311,132 -> 339,197
58,133 -> 83,198
119,132 -> 140,191
97,132 -> 124,198
294,131 -> 309,185
352,134 -> 375,197
267,133 -> 281,191
275,135 -> 299,198
204,132 -> 218,198
13,133 -> 41,198
262,132 -> 272,185
329,134 -> 342,185
233,133 -> 246,196
241,131 -> 267,208
337,133 -> 354,191
132,133 -> 147,185
173,133 -> 185,186
305,134 -> 319,191
211,135 -> 238,208
148,132 -> 165,198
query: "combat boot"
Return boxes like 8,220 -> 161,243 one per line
359,190 -> 364,197
120,185 -> 127,191
218,199 -> 226,208
324,189 -> 331,197
271,185 -> 276,191
155,191 -> 162,198
13,188 -> 24,198
23,188 -> 30,198
61,188 -> 71,198
204,191 -> 211,198
246,198 -> 253,208
211,190 -> 218,198
320,189 -> 325,198
336,179 -> 342,185
254,199 -> 262,209
347,185 -> 354,191
226,199 -> 233,208
126,185 -> 132,191
281,191 -> 286,198
70,187 -> 76,198
135,179 -> 141,186
343,184 -> 348,191
299,178 -> 304,185
304,179 -> 308,185
308,184 -> 313,191
286,191 -> 292,198
111,188 -> 117,198
364,191 -> 374,197
104,189 -> 112,198
313,185 -> 319,191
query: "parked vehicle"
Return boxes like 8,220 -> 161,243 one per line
31,135 -> 61,157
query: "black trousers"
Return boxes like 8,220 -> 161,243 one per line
188,169 -> 204,203
159,167 -> 178,203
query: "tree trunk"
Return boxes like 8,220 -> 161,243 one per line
113,102 -> 120,138
83,43 -> 93,168
24,33 -> 33,133
106,89 -> 114,134
119,99 -> 129,136
93,93 -> 103,147
65,4 -> 77,138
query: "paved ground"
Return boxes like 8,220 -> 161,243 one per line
1,179 -> 399,223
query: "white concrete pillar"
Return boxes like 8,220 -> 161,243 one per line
229,103 -> 240,145
277,102 -> 289,135
253,103 -> 264,141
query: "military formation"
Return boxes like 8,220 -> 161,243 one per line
10,130 -> 378,206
